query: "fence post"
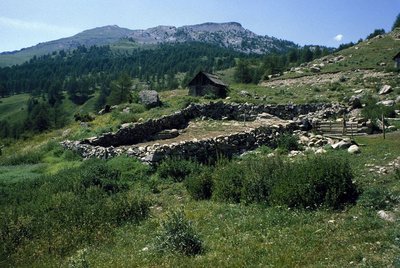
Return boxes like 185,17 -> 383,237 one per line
382,113 -> 385,140
342,114 -> 346,136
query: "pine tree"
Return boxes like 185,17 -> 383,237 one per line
108,73 -> 133,105
234,59 -> 253,84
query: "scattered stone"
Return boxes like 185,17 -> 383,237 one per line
315,148 -> 327,154
377,100 -> 395,107
332,140 -> 352,150
378,85 -> 392,95
347,145 -> 360,154
239,90 -> 251,97
377,210 -> 395,222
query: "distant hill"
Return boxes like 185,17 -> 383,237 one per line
0,22 -> 297,67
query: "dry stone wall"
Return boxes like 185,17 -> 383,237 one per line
82,102 -> 343,147
62,101 -> 346,164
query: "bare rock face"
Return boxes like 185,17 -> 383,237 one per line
139,90 -> 161,108
378,85 -> 392,95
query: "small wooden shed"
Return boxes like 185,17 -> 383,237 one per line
393,52 -> 400,68
188,71 -> 228,98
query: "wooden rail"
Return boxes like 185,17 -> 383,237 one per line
314,120 -> 366,137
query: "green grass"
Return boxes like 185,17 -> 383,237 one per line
0,94 -> 29,122
1,131 -> 398,267
0,164 -> 44,183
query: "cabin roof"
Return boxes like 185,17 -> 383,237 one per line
189,71 -> 228,87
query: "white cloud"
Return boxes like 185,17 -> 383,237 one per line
334,34 -> 344,42
0,16 -> 79,35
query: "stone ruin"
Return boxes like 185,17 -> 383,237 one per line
61,101 -> 346,164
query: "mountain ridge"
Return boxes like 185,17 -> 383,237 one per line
0,22 -> 297,67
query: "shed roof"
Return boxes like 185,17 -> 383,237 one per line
393,52 -> 400,60
189,71 -> 228,87
202,72 -> 228,87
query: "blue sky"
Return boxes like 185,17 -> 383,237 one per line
0,0 -> 399,52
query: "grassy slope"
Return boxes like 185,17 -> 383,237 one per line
0,93 -> 29,122
3,132 -> 395,267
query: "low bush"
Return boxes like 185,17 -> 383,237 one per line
240,157 -> 282,204
106,156 -> 151,181
185,167 -> 213,200
157,158 -> 201,182
275,133 -> 301,153
74,112 -> 94,122
212,155 -> 357,209
155,209 -> 204,256
269,155 -> 357,209
212,160 -> 244,203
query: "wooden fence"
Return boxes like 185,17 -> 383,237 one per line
313,120 -> 365,137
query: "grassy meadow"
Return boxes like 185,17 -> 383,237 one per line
0,128 -> 399,267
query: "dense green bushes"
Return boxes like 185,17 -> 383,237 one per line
275,133 -> 301,153
187,155 -> 358,209
185,167 -> 213,200
268,156 -> 357,209
157,158 -> 201,182
0,159 -> 150,265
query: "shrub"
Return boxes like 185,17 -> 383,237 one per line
106,156 -> 150,181
74,112 -> 94,122
155,209 -> 204,256
178,96 -> 200,109
185,167 -> 213,200
80,160 -> 126,194
240,157 -> 282,204
269,155 -> 358,209
157,158 -> 200,182
212,155 -> 357,209
275,133 -> 301,153
212,160 -> 244,203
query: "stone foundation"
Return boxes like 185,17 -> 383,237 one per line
62,101 -> 346,164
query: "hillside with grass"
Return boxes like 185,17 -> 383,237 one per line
0,20 -> 400,267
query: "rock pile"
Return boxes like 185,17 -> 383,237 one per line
365,156 -> 400,175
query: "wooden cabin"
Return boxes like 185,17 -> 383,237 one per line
188,71 -> 228,98
393,52 -> 400,69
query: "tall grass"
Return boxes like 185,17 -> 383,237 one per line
0,158 -> 150,266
